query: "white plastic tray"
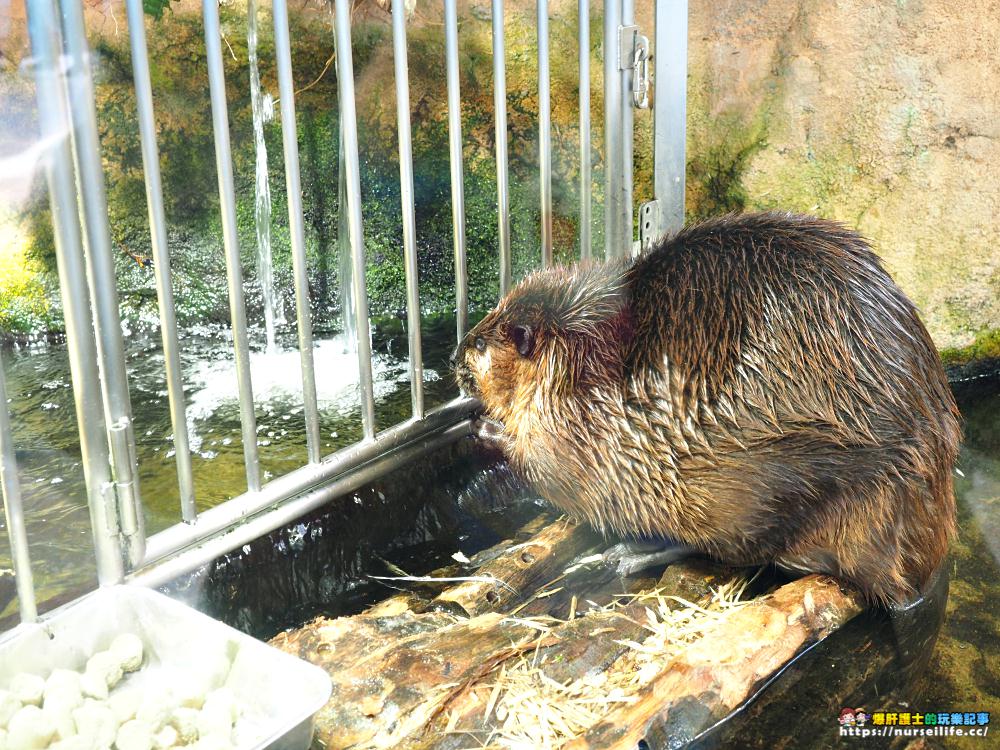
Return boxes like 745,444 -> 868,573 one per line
0,585 -> 331,750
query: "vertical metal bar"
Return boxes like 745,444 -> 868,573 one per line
59,0 -> 146,564
123,0 -> 197,520
443,0 -> 468,342
391,0 -> 425,420
273,0 -> 323,461
491,0 -> 512,295
621,0 -> 635,255
538,0 -> 553,267
578,0 -> 591,260
0,352 -> 37,622
333,0 -> 377,439
26,0 -> 124,584
654,0 -> 687,234
202,0 -> 261,490
603,0 -> 634,259
603,0 -> 622,258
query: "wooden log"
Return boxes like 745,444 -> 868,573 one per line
564,575 -> 865,750
270,610 -> 541,750
406,559 -> 743,750
432,517 -> 603,616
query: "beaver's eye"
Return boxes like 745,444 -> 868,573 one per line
474,336 -> 486,352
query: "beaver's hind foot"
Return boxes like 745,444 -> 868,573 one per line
602,540 -> 695,577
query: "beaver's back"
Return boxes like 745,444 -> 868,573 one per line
619,212 -> 960,603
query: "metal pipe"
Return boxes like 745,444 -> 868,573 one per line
202,0 -> 261,491
272,0 -> 323,462
491,0 -> 512,296
140,398 -> 478,566
333,0 -> 377,440
538,0 -> 553,267
621,0 -> 635,256
25,0 -> 124,584
578,0 -> 592,260
131,420 -> 473,591
59,0 -> 146,565
124,0 -> 197,521
603,0 -> 621,258
391,0 -> 425,420
0,352 -> 37,622
444,0 -> 468,342
653,0 -> 688,235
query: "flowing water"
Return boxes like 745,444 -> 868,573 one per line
247,0 -> 282,354
0,315 -> 458,614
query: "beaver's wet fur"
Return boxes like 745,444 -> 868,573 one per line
454,212 -> 961,606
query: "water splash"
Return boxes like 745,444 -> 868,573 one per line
183,335 -> 439,427
248,0 -> 283,354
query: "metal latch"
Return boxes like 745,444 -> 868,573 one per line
639,200 -> 660,253
619,25 -> 650,109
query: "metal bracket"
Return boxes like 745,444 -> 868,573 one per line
619,25 -> 650,109
639,200 -> 660,252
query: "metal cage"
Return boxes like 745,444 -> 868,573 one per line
1,0 -> 687,626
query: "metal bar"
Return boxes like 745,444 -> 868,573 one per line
653,0 -> 687,234
140,398 -> 478,567
333,0 -> 377,439
491,0 -> 512,295
202,0 -> 261,491
59,0 -> 146,565
0,351 -> 37,622
272,0 -> 322,462
123,0 -> 197,521
131,419 -> 473,591
25,0 -> 124,584
603,0 -> 634,259
621,0 -> 635,256
603,0 -> 622,258
578,0 -> 592,260
538,0 -> 553,267
444,0 -> 468,341
391,0 -> 425,419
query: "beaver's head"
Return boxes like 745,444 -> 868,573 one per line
453,263 -> 631,435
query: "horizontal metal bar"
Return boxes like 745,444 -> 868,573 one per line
26,0 -> 124,585
579,0 -> 592,260
140,398 -> 479,567
391,0 -> 425,420
0,350 -> 37,622
444,0 -> 468,342
538,0 -> 553,267
334,0 -> 377,439
124,0 -> 197,521
492,0 -> 512,295
60,0 -> 146,566
272,0 -> 322,464
131,419 -> 473,591
654,0 -> 688,235
202,0 -> 261,492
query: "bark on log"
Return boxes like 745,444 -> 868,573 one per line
432,517 -> 603,616
271,610 -> 541,749
564,575 -> 865,750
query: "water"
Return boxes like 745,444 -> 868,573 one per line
0,315 -> 459,616
247,0 -> 282,354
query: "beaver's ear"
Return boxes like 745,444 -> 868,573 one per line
509,324 -> 534,357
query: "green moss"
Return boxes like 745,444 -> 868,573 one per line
940,328 -> 1000,366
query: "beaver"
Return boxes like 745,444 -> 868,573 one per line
454,212 -> 961,606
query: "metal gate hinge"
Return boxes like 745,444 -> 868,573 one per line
639,200 -> 660,252
619,25 -> 651,109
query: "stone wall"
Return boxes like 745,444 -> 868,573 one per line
684,0 -> 1000,350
